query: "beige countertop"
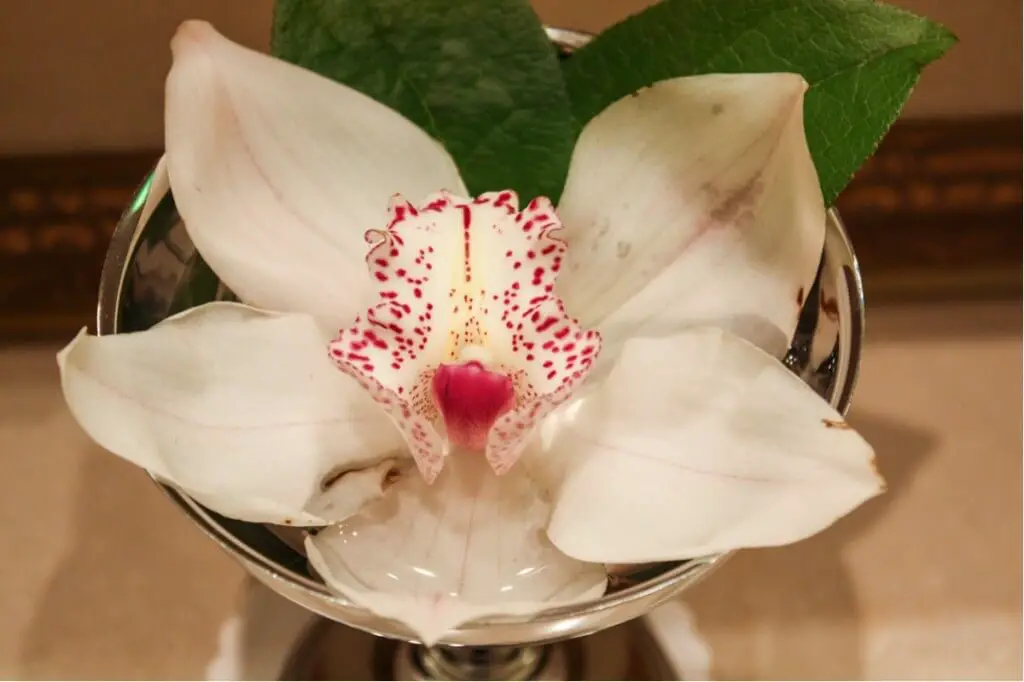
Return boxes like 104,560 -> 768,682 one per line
0,300 -> 1020,680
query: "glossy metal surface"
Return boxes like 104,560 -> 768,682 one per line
278,616 -> 676,680
95,28 -> 865,649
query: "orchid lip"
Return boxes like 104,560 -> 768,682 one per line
328,190 -> 602,483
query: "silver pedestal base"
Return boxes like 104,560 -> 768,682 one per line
280,619 -> 677,680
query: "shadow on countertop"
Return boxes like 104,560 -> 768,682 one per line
682,411 -> 936,680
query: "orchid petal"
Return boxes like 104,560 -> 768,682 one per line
58,302 -> 406,525
329,192 -> 599,482
529,328 -> 883,564
165,21 -> 466,321
306,453 -> 606,645
557,73 -> 825,360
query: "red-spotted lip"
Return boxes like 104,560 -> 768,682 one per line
328,191 -> 602,483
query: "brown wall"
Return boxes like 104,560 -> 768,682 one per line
0,0 -> 1020,154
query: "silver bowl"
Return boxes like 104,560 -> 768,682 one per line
94,28 -> 864,651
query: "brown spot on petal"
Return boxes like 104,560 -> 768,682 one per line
708,175 -> 764,225
796,287 -> 805,306
711,102 -> 725,115
282,518 -> 293,525
821,294 -> 840,321
822,418 -> 852,430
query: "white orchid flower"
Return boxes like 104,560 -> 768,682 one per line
58,21 -> 883,644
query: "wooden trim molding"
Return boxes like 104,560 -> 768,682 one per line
834,116 -> 1021,301
0,116 -> 1020,342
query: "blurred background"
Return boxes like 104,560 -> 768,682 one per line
0,0 -> 1020,679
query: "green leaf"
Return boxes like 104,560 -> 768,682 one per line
561,0 -> 956,204
272,0 -> 579,203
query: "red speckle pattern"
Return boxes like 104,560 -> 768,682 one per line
329,191 -> 601,481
